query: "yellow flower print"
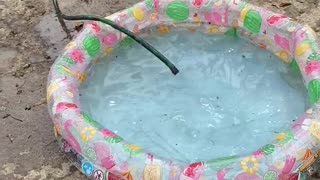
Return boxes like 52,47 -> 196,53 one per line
81,126 -> 96,142
75,71 -> 87,83
158,26 -> 170,34
208,26 -> 220,34
275,133 -> 286,141
192,16 -> 201,24
132,7 -> 144,21
275,50 -> 290,63
170,169 -> 176,176
241,156 -> 259,174
275,131 -> 294,144
65,41 -> 77,50
124,144 -> 142,155
105,47 -> 113,56
128,144 -> 141,151
296,43 -> 311,57
240,6 -> 251,21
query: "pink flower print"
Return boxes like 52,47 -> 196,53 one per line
274,34 -> 290,51
71,50 -> 84,63
183,162 -> 204,179
267,15 -> 287,26
305,61 -> 320,75
101,156 -> 116,170
101,129 -> 116,137
154,0 -> 160,10
282,156 -> 296,174
217,168 -> 229,180
101,33 -> 118,46
193,0 -> 205,8
204,11 -> 222,25
147,153 -> 154,162
89,22 -> 101,33
56,102 -> 78,113
252,150 -> 264,159
94,142 -> 116,170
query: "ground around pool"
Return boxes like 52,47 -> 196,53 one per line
0,0 -> 320,179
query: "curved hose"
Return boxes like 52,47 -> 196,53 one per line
52,0 -> 179,75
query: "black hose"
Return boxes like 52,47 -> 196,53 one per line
52,0 -> 179,75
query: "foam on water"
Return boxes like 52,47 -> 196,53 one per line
79,28 -> 308,163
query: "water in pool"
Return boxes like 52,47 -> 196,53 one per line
79,28 -> 308,163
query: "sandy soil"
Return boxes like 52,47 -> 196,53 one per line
0,0 -> 319,179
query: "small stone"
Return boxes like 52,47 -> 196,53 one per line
0,106 -> 6,111
26,5 -> 35,9
23,63 -> 31,69
74,23 -> 84,32
17,90 -> 23,95
279,2 -> 292,7
25,105 -> 31,111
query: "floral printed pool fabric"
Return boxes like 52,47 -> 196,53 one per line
48,0 -> 320,179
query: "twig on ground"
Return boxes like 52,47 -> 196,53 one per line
2,113 -> 24,122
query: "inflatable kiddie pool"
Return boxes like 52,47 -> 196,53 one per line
48,0 -> 320,179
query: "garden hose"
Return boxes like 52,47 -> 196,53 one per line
52,0 -> 179,75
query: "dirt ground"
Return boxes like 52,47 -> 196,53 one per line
0,0 -> 319,179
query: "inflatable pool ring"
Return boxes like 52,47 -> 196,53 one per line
48,0 -> 320,179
